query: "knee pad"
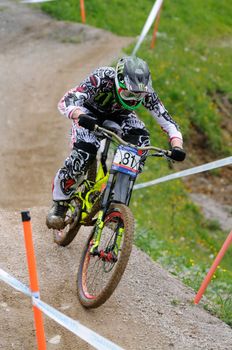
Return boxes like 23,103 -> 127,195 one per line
73,141 -> 98,164
73,141 -> 98,156
64,142 -> 97,179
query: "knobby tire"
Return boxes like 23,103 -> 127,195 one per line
53,160 -> 97,247
53,199 -> 82,247
77,203 -> 134,308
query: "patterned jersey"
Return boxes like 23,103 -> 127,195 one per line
58,67 -> 183,141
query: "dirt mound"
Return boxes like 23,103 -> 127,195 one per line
0,1 -> 232,349
1,208 -> 232,350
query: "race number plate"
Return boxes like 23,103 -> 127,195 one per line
111,145 -> 142,177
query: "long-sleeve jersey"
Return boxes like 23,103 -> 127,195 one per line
58,67 -> 183,142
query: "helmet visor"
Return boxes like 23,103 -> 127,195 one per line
119,88 -> 147,102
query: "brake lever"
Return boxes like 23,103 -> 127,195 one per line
150,151 -> 168,157
150,150 -> 173,162
164,154 -> 174,162
150,153 -> 163,157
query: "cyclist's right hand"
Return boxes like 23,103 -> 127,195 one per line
169,146 -> 186,161
78,114 -> 97,131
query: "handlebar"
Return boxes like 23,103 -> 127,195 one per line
94,125 -> 172,157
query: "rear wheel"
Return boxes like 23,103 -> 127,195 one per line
77,203 -> 134,308
53,161 -> 98,247
53,198 -> 81,247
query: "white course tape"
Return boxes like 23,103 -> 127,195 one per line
0,268 -> 124,350
0,268 -> 31,297
21,0 -> 55,3
134,156 -> 232,190
33,298 -> 124,350
132,0 -> 163,56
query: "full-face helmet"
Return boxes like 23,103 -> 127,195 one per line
115,56 -> 152,111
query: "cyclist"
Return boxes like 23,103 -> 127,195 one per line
46,56 -> 186,230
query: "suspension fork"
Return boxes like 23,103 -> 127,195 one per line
89,141 -> 136,255
113,226 -> 124,255
89,176 -> 135,256
112,172 -> 136,206
89,170 -> 114,255
88,170 -> 121,255
90,209 -> 105,254
90,208 -> 124,257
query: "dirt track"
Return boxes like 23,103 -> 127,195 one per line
0,1 -> 232,349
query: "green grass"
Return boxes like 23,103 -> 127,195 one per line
40,0 -> 232,153
39,0 -> 232,325
132,170 -> 232,326
40,0 -> 154,36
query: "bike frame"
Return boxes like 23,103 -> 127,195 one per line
85,138 -> 142,254
75,136 -> 140,219
67,124 -> 170,254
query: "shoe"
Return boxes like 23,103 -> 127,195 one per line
46,200 -> 70,230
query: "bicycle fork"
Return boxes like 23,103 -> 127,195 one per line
90,210 -> 104,255
89,210 -> 124,262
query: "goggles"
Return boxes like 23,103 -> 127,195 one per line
118,88 -> 147,102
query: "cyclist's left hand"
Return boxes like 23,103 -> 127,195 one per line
78,114 -> 97,131
170,146 -> 186,161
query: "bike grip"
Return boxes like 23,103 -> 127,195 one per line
167,150 -> 172,157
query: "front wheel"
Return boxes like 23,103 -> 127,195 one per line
77,203 -> 134,308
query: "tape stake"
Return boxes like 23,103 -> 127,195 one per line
21,211 -> 46,350
150,5 -> 162,49
80,0 -> 86,23
0,268 -> 124,350
21,211 -> 40,294
194,230 -> 232,304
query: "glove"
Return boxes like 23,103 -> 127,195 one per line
78,114 -> 97,131
170,146 -> 186,161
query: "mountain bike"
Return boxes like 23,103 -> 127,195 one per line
53,120 -> 171,308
